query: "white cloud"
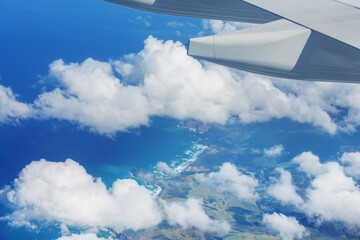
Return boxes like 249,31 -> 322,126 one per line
57,233 -> 109,240
129,15 -> 151,27
263,213 -> 308,240
0,85 -> 32,123
3,36 -> 360,135
163,198 -> 230,235
35,58 -> 152,135
301,161 -> 360,227
201,20 -> 256,34
1,158 -> 230,235
341,152 -> 360,178
196,162 -> 258,200
156,161 -> 175,176
265,144 -> 284,157
3,158 -> 162,232
167,21 -> 184,28
292,152 -> 325,176
32,36 -> 344,135
268,168 -> 303,206
272,152 -> 360,228
272,80 -> 360,133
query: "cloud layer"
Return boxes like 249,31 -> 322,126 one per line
263,213 -> 308,240
268,168 -> 303,206
341,152 -> 360,179
2,36 -> 360,135
0,85 -> 32,123
3,159 -> 162,232
32,37 -> 340,134
196,162 -> 258,200
269,151 -> 360,228
1,158 -> 229,236
163,198 -> 230,235
57,233 -> 109,240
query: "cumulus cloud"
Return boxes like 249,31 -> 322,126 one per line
34,58 -> 152,134
31,36 -> 345,135
201,20 -> 255,34
268,168 -> 303,206
3,36 -> 360,135
272,152 -> 360,228
272,80 -> 360,133
196,162 -> 258,200
2,159 -> 162,232
292,152 -> 325,176
0,85 -> 32,123
1,158 -> 230,235
263,213 -> 308,240
57,233 -> 109,240
301,161 -> 360,227
264,144 -> 284,157
341,152 -> 360,179
162,198 -> 230,235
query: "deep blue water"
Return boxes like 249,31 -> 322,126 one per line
0,0 -> 202,101
0,0 -> 203,239
0,118 -> 198,186
2,0 -> 360,239
0,116 -> 199,240
0,0 -> 204,185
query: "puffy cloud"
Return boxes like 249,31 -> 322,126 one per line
34,58 -> 152,135
0,85 -> 32,123
30,36 -> 342,135
57,233 -> 108,240
341,152 -> 360,179
272,152 -> 360,228
2,159 -> 162,232
3,35 -> 360,135
292,152 -> 325,176
268,168 -> 303,206
163,198 -> 230,235
302,161 -> 360,227
1,158 -> 230,235
264,144 -> 284,157
196,162 -> 258,200
263,213 -> 308,240
272,80 -> 360,133
201,20 -> 255,34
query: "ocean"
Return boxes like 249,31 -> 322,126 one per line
0,0 -> 205,238
0,117 -> 204,239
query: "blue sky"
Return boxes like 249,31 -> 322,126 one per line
1,0 -> 360,239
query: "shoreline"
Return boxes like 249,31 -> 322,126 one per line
130,123 -> 207,198
151,142 -> 207,197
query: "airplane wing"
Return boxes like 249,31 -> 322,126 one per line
106,0 -> 360,82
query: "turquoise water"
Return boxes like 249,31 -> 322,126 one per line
0,0 -> 204,238
0,117 -> 199,186
0,117 -> 200,239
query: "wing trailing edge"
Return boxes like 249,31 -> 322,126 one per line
106,0 -> 360,82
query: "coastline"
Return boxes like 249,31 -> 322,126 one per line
130,122 -> 208,197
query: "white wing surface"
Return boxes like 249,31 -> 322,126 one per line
106,0 -> 360,82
